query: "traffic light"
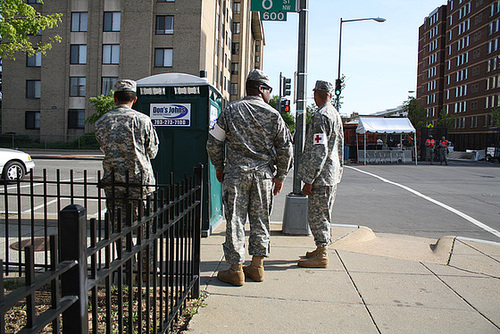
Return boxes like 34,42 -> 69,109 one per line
280,99 -> 290,112
335,79 -> 342,96
282,77 -> 291,96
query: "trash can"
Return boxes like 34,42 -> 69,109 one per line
135,73 -> 223,236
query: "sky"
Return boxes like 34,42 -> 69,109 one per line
261,0 -> 447,116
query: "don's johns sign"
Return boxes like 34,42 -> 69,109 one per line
150,103 -> 191,127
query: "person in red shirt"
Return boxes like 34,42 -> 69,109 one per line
438,136 -> 449,165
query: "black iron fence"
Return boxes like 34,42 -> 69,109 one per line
0,165 -> 203,333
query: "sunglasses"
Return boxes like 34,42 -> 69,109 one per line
260,85 -> 273,93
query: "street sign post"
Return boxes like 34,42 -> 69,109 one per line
251,0 -> 297,13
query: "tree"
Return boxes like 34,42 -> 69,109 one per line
492,107 -> 500,127
0,0 -> 62,59
402,96 -> 426,129
86,91 -> 115,124
437,107 -> 455,129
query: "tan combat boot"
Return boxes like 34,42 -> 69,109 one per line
217,264 -> 245,286
243,255 -> 265,282
305,246 -> 320,258
298,246 -> 329,268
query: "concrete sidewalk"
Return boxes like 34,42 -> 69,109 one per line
188,223 -> 500,333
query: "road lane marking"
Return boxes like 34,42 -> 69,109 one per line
347,166 -> 500,239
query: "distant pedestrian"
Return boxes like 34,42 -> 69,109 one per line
425,135 -> 435,164
206,69 -> 293,286
438,136 -> 449,165
377,138 -> 383,150
296,80 -> 344,268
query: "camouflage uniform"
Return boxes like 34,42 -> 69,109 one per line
206,74 -> 293,264
95,81 -> 159,227
297,82 -> 344,247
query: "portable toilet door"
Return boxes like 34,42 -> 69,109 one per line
134,73 -> 223,235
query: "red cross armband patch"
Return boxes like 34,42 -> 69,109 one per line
313,133 -> 326,145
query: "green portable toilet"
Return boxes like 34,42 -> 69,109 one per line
135,73 -> 223,236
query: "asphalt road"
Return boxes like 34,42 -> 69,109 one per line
34,158 -> 500,243
273,161 -> 500,243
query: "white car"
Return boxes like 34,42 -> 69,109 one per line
0,148 -> 35,181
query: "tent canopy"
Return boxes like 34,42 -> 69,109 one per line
356,117 -> 416,134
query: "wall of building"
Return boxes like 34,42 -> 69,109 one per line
417,0 -> 500,150
1,0 -> 263,141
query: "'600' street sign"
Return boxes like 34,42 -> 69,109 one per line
251,0 -> 297,13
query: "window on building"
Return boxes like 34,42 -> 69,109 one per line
233,2 -> 241,14
27,0 -> 41,3
104,12 -> 121,32
102,77 -> 118,95
154,48 -> 173,67
71,12 -> 88,32
26,80 -> 41,99
25,111 -> 40,129
232,42 -> 239,55
68,109 -> 85,129
232,22 -> 240,34
156,15 -> 174,34
70,45 -> 87,64
230,83 -> 238,95
231,62 -> 239,75
103,44 -> 120,64
157,0 -> 175,2
26,52 -> 41,67
70,77 -> 86,97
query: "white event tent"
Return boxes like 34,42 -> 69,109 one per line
356,117 -> 418,165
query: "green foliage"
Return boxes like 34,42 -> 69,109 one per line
269,95 -> 279,110
306,103 -> 317,125
402,96 -> 427,129
86,91 -> 115,124
0,0 -> 63,59
492,107 -> 500,127
437,107 -> 455,129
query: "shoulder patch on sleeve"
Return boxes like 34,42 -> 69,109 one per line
313,133 -> 326,145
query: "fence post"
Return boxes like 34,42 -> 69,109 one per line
59,204 -> 88,334
192,164 -> 203,298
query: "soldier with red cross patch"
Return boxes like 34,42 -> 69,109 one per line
296,80 -> 344,268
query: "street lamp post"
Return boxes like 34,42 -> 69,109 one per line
336,17 -> 386,110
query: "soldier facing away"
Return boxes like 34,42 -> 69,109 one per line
296,80 -> 344,268
206,69 -> 293,286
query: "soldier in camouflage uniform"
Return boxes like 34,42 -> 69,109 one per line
207,69 -> 293,286
95,79 -> 159,266
297,80 -> 344,268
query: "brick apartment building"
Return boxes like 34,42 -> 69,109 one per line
1,0 -> 264,142
417,0 -> 500,150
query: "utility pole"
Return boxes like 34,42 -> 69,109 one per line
282,0 -> 310,235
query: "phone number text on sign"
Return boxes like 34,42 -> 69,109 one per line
150,103 -> 191,127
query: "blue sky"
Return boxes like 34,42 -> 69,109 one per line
262,0 -> 447,116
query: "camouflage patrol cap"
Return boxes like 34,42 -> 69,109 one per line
313,80 -> 333,92
246,69 -> 270,86
114,79 -> 137,92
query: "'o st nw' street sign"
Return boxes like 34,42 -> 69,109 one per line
251,0 -> 297,13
